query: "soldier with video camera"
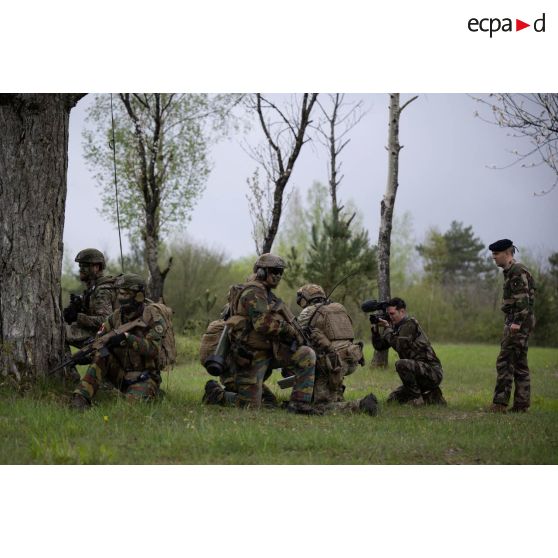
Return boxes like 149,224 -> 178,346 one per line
369,297 -> 446,406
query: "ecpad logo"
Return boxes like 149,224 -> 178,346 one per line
468,13 -> 546,37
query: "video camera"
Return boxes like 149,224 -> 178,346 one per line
360,299 -> 390,325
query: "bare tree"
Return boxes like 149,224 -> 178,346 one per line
472,93 -> 558,195
314,93 -> 366,218
0,93 -> 84,384
373,93 -> 418,367
245,93 -> 318,254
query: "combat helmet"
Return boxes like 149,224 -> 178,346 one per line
252,253 -> 287,272
115,273 -> 146,292
75,248 -> 106,269
296,283 -> 326,306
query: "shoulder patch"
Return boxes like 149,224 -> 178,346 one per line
154,324 -> 164,334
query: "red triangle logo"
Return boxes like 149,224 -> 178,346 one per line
516,19 -> 530,31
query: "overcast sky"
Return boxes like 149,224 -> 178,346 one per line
65,93 -> 558,267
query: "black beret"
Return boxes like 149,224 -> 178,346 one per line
488,239 -> 513,251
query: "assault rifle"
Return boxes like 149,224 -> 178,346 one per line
49,317 -> 148,375
63,293 -> 84,324
275,302 -> 313,347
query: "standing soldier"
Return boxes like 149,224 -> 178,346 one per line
295,284 -> 378,415
371,297 -> 446,406
61,248 -> 117,382
488,239 -> 536,413
204,254 -> 318,414
64,248 -> 117,348
70,273 -> 168,410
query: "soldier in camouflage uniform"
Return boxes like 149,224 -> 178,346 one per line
200,313 -> 277,408
295,284 -> 378,416
372,297 -> 446,406
64,248 -> 117,348
205,254 -> 318,414
488,239 -> 536,413
70,274 -> 167,410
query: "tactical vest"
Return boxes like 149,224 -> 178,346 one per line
304,301 -> 364,375
84,274 -> 118,313
226,280 -> 276,351
308,302 -> 355,341
111,301 -> 176,371
149,301 -> 177,370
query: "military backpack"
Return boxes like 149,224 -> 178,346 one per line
145,301 -> 177,370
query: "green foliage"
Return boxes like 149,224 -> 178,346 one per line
525,252 -> 558,346
83,94 -> 240,240
162,239 -> 252,334
1,342 -> 557,464
416,221 -> 492,284
304,208 -> 377,304
277,181 -> 377,306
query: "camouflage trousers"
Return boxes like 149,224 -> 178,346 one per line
313,366 -> 345,404
493,321 -> 533,409
389,359 -> 443,401
234,346 -> 315,409
74,353 -> 161,403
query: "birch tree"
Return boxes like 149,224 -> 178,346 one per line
373,93 -> 417,367
0,93 -> 84,384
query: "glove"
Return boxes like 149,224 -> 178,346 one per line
63,306 -> 78,324
310,329 -> 331,350
105,332 -> 127,349
280,322 -> 298,341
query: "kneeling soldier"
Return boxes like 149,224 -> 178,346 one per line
295,283 -> 378,416
70,273 -> 167,410
209,254 -> 317,414
372,297 -> 446,406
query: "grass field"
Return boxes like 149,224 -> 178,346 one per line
1,342 -> 557,464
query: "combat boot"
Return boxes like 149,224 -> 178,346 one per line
261,385 -> 279,408
359,393 -> 379,416
386,385 -> 409,404
406,395 -> 425,407
69,393 -> 91,411
202,380 -> 225,405
488,403 -> 508,413
423,387 -> 447,406
287,401 -> 323,416
509,405 -> 528,413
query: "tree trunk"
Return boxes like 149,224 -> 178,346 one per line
0,93 -> 84,383
143,215 -> 172,302
373,93 -> 421,367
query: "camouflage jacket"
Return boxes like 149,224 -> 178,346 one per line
372,316 -> 441,366
501,261 -> 535,326
76,274 -> 117,333
100,302 -> 165,372
230,280 -> 293,350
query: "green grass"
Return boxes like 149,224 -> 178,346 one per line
1,342 -> 557,464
